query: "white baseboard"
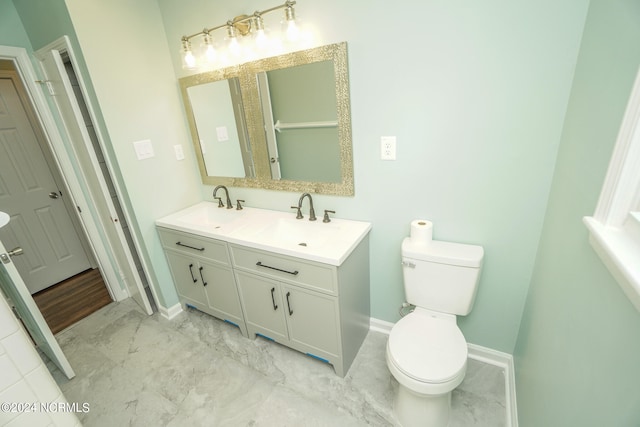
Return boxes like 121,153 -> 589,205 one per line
369,317 -> 518,427
159,302 -> 183,320
467,343 -> 518,427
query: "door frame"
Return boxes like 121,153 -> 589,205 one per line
0,44 -> 157,311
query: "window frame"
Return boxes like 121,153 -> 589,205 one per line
583,67 -> 640,312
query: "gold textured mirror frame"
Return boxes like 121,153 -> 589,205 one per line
180,42 -> 354,196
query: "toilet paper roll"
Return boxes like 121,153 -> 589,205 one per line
410,220 -> 433,245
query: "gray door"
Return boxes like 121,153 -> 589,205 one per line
0,73 -> 91,294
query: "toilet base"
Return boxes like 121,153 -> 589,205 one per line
394,384 -> 451,427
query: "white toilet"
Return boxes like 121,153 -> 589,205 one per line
386,236 -> 484,427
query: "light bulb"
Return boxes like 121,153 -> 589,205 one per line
202,32 -> 217,64
284,5 -> 299,42
226,25 -> 242,58
253,16 -> 269,51
181,39 -> 197,69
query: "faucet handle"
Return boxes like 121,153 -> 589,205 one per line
323,210 -> 335,223
214,197 -> 224,208
291,206 -> 303,219
236,200 -> 244,210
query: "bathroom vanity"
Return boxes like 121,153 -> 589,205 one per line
156,202 -> 371,377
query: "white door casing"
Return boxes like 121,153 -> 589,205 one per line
0,44 -> 154,314
0,73 -> 92,294
38,48 -> 153,315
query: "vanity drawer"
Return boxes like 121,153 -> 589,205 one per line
157,227 -> 230,265
230,245 -> 336,294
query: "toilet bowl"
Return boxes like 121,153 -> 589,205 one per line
386,308 -> 467,427
387,232 -> 483,427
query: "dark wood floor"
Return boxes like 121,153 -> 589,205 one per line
32,268 -> 112,334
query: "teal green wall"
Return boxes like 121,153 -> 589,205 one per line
0,0 -> 31,49
158,0 -> 589,352
514,0 -> 640,425
62,0 -> 202,307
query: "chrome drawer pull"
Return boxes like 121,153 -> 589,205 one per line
176,241 -> 205,251
255,261 -> 299,276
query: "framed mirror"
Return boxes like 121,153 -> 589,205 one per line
179,42 -> 354,196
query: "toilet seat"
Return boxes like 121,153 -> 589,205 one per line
388,310 -> 467,385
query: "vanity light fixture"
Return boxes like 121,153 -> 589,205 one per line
180,0 -> 301,70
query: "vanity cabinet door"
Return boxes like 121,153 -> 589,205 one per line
165,251 -> 208,309
199,260 -> 244,324
281,284 -> 340,360
235,270 -> 288,343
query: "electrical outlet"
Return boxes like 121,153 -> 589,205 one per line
381,136 -> 396,160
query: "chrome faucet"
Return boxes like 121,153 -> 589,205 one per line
212,185 -> 233,209
292,192 -> 316,221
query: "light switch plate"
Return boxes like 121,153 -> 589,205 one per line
216,126 -> 229,142
133,139 -> 154,160
174,145 -> 185,160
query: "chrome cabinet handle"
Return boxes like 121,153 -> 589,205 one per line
49,191 -> 60,199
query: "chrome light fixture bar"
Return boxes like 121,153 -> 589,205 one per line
181,0 -> 298,69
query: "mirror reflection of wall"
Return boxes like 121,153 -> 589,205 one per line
259,60 -> 341,183
187,78 -> 254,178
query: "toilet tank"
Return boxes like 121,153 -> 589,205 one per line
401,238 -> 484,316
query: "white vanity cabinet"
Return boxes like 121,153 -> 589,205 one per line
230,241 -> 369,377
157,227 -> 247,337
155,202 -> 371,377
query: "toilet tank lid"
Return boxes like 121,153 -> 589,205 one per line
402,238 -> 484,268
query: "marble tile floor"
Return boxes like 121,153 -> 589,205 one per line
44,298 -> 507,426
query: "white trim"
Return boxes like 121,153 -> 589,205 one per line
0,45 -> 129,302
593,68 -> 640,226
369,317 -> 394,334
159,302 -> 183,320
584,66 -> 640,312
583,217 -> 640,310
370,317 -> 518,427
33,37 -> 157,313
34,37 -> 159,308
467,343 -> 518,427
